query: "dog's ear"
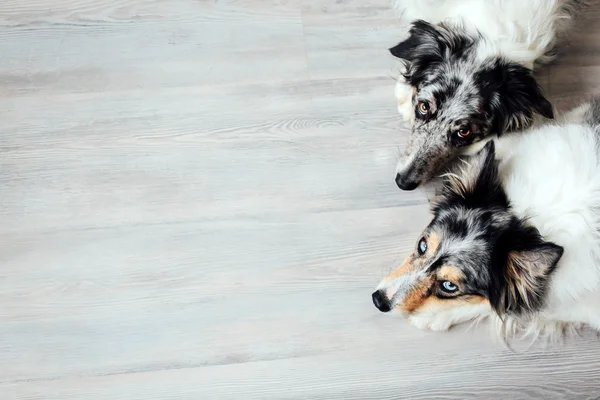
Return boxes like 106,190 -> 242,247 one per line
435,141 -> 509,211
389,20 -> 441,61
488,63 -> 554,134
390,20 -> 475,87
390,20 -> 455,86
490,228 -> 563,315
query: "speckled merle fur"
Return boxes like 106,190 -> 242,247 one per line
392,21 -> 554,188
427,141 -> 563,315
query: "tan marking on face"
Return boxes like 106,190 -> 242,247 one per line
382,254 -> 419,284
428,231 -> 441,255
380,234 -> 438,282
412,294 -> 489,315
379,232 -> 449,308
437,265 -> 465,284
398,275 -> 435,313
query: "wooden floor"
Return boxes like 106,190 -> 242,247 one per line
2,1 -> 600,399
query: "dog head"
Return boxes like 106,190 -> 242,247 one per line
373,142 -> 563,329
391,20 -> 554,190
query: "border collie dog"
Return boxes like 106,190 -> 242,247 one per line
372,99 -> 600,339
391,0 -> 582,190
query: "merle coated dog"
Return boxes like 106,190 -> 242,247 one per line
391,0 -> 583,190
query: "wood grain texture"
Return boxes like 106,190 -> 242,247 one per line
1,1 -> 600,399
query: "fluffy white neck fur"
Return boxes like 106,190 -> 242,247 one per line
394,0 -> 576,68
491,109 -> 600,337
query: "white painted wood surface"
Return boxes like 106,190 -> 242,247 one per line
1,1 -> 600,398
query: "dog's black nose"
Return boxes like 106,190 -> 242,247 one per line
372,290 -> 391,313
395,173 -> 419,191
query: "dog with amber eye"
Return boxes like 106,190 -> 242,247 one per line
390,0 -> 584,190
373,99 -> 600,339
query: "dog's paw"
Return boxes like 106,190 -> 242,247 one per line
394,81 -> 414,122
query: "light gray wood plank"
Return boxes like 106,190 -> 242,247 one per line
301,0 -> 405,80
0,204 -> 431,383
1,0 -> 600,399
0,0 -> 307,93
0,76 -> 420,234
4,332 -> 600,399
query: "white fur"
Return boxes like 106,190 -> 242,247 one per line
394,81 -> 414,123
412,112 -> 600,338
394,0 -> 574,65
494,120 -> 600,336
409,301 -> 491,332
392,0 -> 576,120
394,78 -> 414,122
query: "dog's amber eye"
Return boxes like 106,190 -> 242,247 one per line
418,101 -> 430,115
457,126 -> 471,137
417,237 -> 427,255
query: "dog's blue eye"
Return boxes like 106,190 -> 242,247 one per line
417,237 -> 427,255
441,281 -> 458,293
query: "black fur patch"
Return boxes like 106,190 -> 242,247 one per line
488,220 -> 563,315
474,60 -> 554,134
389,20 -> 476,87
434,141 -> 510,211
389,20 -> 440,60
433,77 -> 463,109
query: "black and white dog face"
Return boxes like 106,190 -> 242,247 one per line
392,20 -> 554,190
373,142 -> 564,323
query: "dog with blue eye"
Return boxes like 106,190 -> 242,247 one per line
389,0 -> 584,190
373,98 -> 600,340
